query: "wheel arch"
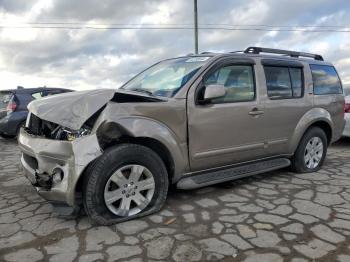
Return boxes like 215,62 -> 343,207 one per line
307,121 -> 332,145
289,108 -> 333,154
86,117 -> 187,182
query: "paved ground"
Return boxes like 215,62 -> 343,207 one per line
1,137 -> 350,262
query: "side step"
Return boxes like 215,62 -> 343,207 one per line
177,158 -> 290,190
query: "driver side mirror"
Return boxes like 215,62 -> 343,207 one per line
202,84 -> 226,103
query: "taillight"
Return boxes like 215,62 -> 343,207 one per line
345,103 -> 350,114
6,101 -> 17,112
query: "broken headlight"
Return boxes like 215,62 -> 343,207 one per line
54,126 -> 91,141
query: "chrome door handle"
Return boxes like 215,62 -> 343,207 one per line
249,108 -> 264,116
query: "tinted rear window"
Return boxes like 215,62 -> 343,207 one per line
0,92 -> 12,110
264,66 -> 303,99
310,65 -> 342,95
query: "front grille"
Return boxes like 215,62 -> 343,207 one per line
27,114 -> 42,135
25,113 -> 61,139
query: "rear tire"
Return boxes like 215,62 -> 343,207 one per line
83,144 -> 169,225
291,127 -> 327,173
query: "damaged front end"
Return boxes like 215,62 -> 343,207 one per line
19,127 -> 101,206
18,88 -> 171,208
18,89 -> 115,207
26,113 -> 93,141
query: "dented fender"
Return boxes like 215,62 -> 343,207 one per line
93,102 -> 189,180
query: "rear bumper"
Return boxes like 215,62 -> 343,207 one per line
18,128 -> 102,206
0,112 -> 27,136
0,115 -> 16,135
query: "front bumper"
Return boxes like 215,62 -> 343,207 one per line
18,128 -> 102,206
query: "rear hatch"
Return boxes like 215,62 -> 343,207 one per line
0,91 -> 14,119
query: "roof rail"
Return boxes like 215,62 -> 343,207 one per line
244,46 -> 324,61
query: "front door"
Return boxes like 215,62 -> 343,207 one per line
187,60 -> 266,171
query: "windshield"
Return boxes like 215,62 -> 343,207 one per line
121,56 -> 210,97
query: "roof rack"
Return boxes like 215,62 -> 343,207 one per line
244,46 -> 324,61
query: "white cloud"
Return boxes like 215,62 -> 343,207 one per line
0,0 -> 349,90
229,0 -> 269,25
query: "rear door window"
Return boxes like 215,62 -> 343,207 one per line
310,65 -> 342,95
264,66 -> 303,99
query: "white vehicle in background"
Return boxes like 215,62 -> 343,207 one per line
343,86 -> 350,138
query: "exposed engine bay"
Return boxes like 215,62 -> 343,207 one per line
26,113 -> 92,141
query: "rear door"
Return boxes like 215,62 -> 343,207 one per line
259,59 -> 312,156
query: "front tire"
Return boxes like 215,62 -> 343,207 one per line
291,127 -> 327,173
83,144 -> 169,225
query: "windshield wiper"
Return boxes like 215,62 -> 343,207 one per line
130,88 -> 154,96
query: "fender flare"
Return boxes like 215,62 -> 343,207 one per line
288,108 -> 333,153
96,116 -> 189,180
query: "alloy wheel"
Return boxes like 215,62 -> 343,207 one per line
104,164 -> 155,216
304,137 -> 324,169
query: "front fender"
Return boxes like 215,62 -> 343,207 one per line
96,116 -> 189,180
288,108 -> 333,153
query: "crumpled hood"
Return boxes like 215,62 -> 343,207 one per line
28,89 -> 115,130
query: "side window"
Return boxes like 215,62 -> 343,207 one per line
204,65 -> 255,103
264,66 -> 303,99
310,65 -> 342,95
290,68 -> 303,97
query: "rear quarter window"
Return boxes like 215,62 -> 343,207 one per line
310,64 -> 342,95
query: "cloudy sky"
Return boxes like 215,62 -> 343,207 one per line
0,0 -> 349,90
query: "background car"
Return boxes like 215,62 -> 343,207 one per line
343,85 -> 350,137
0,86 -> 72,138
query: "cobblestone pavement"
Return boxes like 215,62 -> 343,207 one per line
1,137 -> 350,262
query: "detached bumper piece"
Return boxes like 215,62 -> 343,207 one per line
18,128 -> 102,206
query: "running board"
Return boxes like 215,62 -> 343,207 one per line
177,158 -> 290,190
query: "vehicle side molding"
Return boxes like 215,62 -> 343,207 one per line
177,158 -> 290,189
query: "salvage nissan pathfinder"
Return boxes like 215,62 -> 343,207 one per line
19,47 -> 345,225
